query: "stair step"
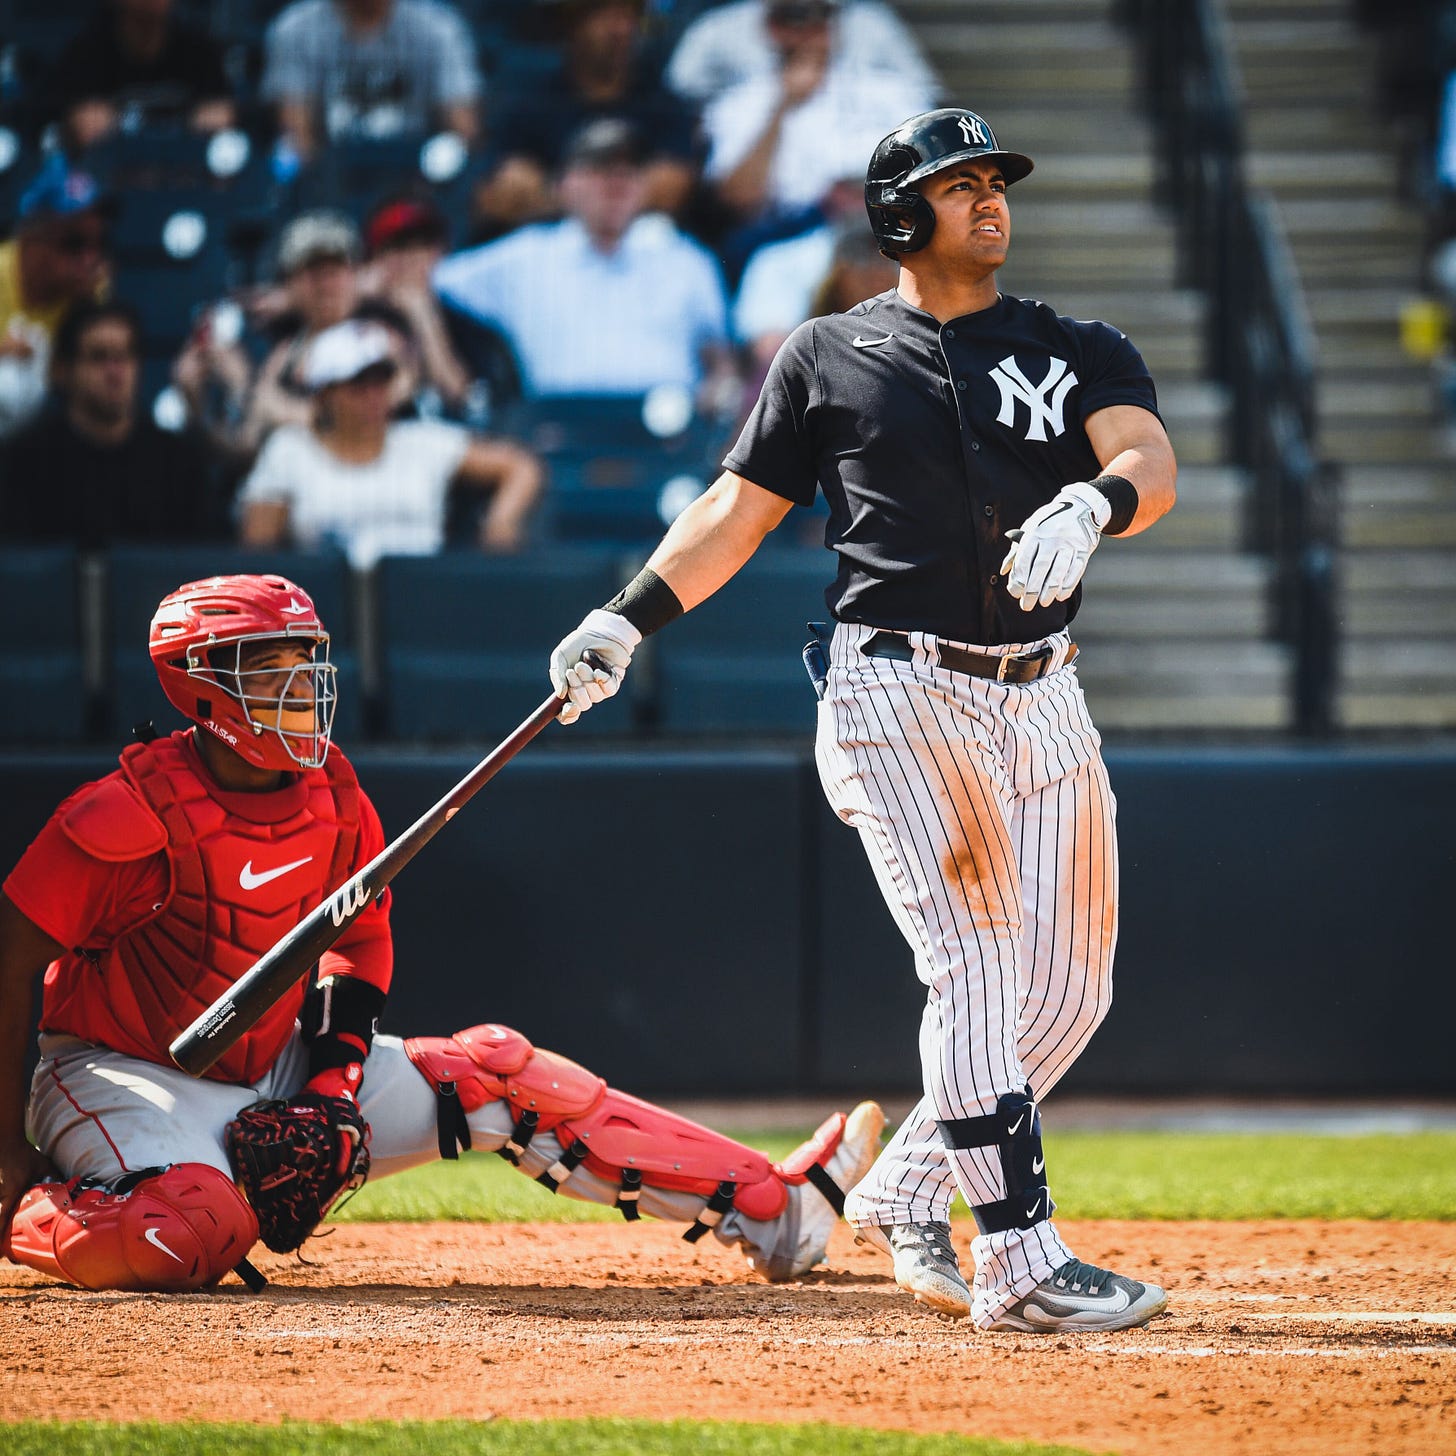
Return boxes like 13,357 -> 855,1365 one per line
1341,465 -> 1456,501
1337,692 -> 1456,730
1319,379 -> 1438,419
957,107 -> 1152,155
1341,553 -> 1456,590
1088,550 -> 1272,591
1247,151 -> 1398,195
1017,154 -> 1155,196
1246,109 -> 1392,149
1342,509 -> 1456,549
1321,422 -> 1447,463
1275,197 -> 1423,239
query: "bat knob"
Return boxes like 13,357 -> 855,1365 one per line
1006,528 -> 1024,543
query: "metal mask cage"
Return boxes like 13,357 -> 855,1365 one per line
185,629 -> 338,770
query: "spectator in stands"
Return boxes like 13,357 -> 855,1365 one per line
0,301 -> 222,546
666,0 -> 935,107
262,0 -> 482,163
0,160 -> 112,438
435,119 -> 735,406
237,319 -> 542,565
174,210 -> 364,456
732,173 -> 875,370
701,0 -> 933,224
474,0 -> 699,238
53,0 -> 237,152
359,197 -> 473,415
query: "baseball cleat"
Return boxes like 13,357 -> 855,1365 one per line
987,1257 -> 1168,1333
881,1220 -> 973,1318
753,1099 -> 885,1281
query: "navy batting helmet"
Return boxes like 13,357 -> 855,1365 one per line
865,108 -> 1034,258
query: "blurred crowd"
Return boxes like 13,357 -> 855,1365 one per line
0,0 -> 940,562
1363,0 -> 1456,437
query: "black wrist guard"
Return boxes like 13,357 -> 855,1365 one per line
304,975 -> 387,1077
1090,474 -> 1139,536
604,567 -> 684,637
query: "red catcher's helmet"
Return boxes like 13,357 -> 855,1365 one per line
148,575 -> 338,772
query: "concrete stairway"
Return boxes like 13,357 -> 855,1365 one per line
897,0 -> 1292,730
1223,0 -> 1456,730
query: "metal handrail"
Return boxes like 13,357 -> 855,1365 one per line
1121,0 -> 1336,735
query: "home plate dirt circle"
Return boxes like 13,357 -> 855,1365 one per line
2,1220 -> 1452,1455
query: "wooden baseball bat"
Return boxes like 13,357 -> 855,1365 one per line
168,690 -> 566,1077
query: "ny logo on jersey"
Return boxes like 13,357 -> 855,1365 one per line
987,355 -> 1078,441
957,115 -> 987,147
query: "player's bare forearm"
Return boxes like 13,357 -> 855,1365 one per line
645,471 -> 793,611
1086,403 -> 1177,536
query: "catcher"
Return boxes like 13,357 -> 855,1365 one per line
0,572 -> 883,1292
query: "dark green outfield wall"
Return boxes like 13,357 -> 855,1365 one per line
4,744 -> 1452,1094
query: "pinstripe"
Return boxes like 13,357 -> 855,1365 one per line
825,624 -> 1118,1317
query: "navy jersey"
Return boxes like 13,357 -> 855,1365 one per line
723,289 -> 1161,643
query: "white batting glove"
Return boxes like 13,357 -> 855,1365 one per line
1000,480 -> 1113,611
549,609 -> 642,724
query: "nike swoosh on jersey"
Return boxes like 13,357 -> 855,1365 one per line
144,1226 -> 185,1263
239,855 -> 315,891
852,333 -> 895,349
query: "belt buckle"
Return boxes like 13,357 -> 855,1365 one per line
999,644 -> 1054,683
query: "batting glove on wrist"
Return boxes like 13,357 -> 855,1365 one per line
1000,480 -> 1113,611
549,608 -> 642,724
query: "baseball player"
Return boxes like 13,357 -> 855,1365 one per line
0,573 -> 883,1292
547,109 -> 1177,1332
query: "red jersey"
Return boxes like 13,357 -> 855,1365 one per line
4,730 -> 392,1084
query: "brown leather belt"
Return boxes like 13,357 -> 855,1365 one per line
861,630 -> 1077,684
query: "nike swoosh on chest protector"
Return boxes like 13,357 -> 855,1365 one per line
239,855 -> 315,891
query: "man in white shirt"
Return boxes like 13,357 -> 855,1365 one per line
433,120 -> 736,406
702,0 -> 934,222
666,0 -> 936,107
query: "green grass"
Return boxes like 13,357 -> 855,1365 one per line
337,1130 -> 1456,1225
2,1423 -> 1104,1456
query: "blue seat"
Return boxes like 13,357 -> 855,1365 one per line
103,546 -> 362,745
503,395 -> 727,545
652,552 -> 828,735
374,548 -> 632,741
0,546 -> 88,744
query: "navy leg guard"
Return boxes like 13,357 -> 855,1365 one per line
936,1088 -> 1054,1235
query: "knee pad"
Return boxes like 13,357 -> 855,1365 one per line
405,1023 -> 606,1160
936,1089 -> 1054,1235
4,1164 -> 260,1292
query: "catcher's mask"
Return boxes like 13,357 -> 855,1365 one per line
865,108 -> 1034,258
149,574 -> 338,772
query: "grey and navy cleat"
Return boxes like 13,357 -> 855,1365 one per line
877,1220 -> 973,1319
987,1257 -> 1168,1333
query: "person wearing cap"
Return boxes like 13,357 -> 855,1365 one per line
174,210 -> 365,458
0,300 -> 223,547
435,118 -> 735,407
474,0 -> 699,240
359,198 -> 473,416
702,0 -> 933,224
0,158 -> 112,437
237,318 -> 543,566
667,0 -> 935,108
262,0 -> 482,163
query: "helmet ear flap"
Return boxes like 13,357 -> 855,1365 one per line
866,184 -> 936,258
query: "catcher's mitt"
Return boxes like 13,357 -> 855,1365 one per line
225,1093 -> 371,1253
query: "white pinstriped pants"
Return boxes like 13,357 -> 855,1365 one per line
816,621 -> 1118,1325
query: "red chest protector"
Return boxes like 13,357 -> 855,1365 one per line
42,733 -> 361,1085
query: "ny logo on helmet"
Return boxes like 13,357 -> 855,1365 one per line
988,356 -> 1078,441
957,115 -> 987,147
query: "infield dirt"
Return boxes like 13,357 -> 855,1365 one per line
3,1220 -> 1452,1455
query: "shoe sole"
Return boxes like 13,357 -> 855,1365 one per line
899,1275 -> 973,1319
988,1289 -> 1170,1334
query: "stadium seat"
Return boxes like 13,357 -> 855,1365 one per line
651,550 -> 829,736
374,548 -> 632,741
503,395 -> 728,546
102,546 -> 361,745
0,546 -> 88,744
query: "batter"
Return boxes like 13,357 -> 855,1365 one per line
548,107 -> 1177,1331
